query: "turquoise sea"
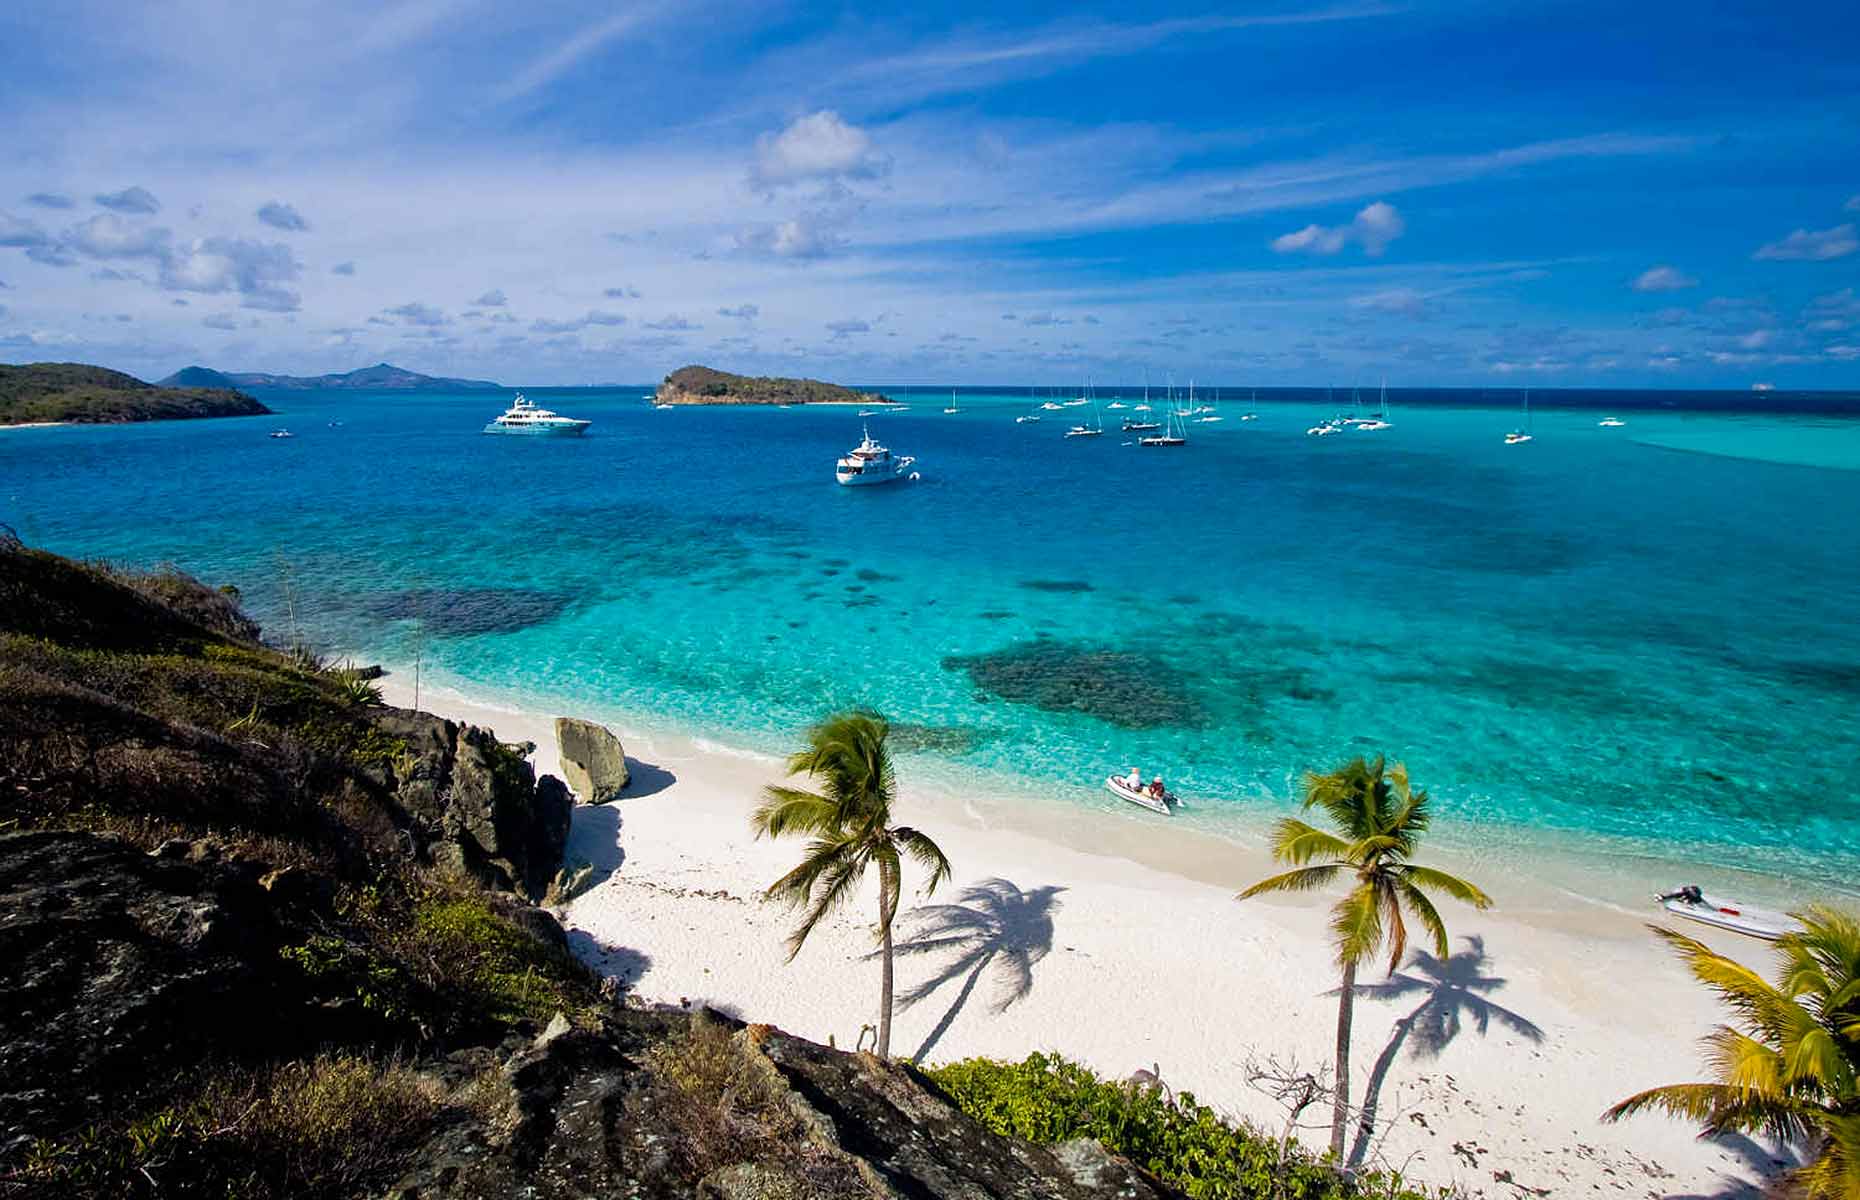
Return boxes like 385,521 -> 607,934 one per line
6,386 -> 1860,895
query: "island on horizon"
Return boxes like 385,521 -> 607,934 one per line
654,364 -> 895,406
159,362 -> 503,392
0,362 -> 271,428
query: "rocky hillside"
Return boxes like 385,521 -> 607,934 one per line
0,362 -> 270,426
656,364 -> 893,406
0,537 -> 1172,1199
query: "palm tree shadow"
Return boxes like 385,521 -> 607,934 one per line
883,878 -> 1065,1061
1344,935 -> 1545,1170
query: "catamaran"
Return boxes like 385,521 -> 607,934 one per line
1504,389 -> 1534,445
482,393 -> 592,436
835,424 -> 915,486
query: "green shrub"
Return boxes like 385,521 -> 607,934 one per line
924,1054 -> 1437,1200
409,892 -> 591,1026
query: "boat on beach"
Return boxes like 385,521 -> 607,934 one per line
1105,773 -> 1176,815
835,424 -> 916,486
483,393 -> 592,435
1657,886 -> 1800,941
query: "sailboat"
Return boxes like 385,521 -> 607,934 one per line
1137,397 -> 1187,447
1066,393 -> 1105,438
944,388 -> 960,414
1241,389 -> 1259,421
1195,385 -> 1223,423
1015,390 -> 1044,423
1064,378 -> 1091,408
1504,389 -> 1534,444
1357,379 -> 1392,431
1134,374 -> 1152,412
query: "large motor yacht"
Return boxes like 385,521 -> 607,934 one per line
482,393 -> 592,436
835,425 -> 916,486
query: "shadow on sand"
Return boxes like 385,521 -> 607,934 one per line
565,801 -> 624,888
886,877 -> 1065,1061
1665,1133 -> 1804,1200
622,757 -> 677,798
1346,935 -> 1545,1170
565,930 -> 652,991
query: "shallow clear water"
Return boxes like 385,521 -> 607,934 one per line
6,388 -> 1860,891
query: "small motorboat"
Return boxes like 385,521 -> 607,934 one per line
1105,773 -> 1175,815
1105,401 -> 1127,410
1599,416 -> 1625,428
1015,414 -> 1042,424
1503,430 -> 1534,445
269,428 -> 294,439
1657,886 -> 1800,941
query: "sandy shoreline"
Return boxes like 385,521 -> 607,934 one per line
380,673 -> 1789,1198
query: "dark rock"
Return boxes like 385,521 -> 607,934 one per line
260,864 -> 337,914
0,832 -> 288,1145
942,640 -> 1206,729
373,708 -> 571,902
365,587 -> 572,637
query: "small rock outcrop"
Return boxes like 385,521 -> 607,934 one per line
554,717 -> 629,804
374,709 -> 573,902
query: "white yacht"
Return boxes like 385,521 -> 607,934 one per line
1599,416 -> 1626,427
483,393 -> 592,436
1356,379 -> 1393,431
1504,389 -> 1534,445
944,388 -> 960,414
1137,403 -> 1187,447
835,424 -> 916,486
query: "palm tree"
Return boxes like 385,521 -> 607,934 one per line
1238,755 -> 1493,1159
1603,908 -> 1860,1200
751,710 -> 951,1060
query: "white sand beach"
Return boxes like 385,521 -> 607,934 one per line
382,674 -> 1788,1199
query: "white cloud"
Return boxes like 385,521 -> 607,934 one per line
826,318 -> 871,337
473,288 -> 507,306
643,315 -> 699,331
64,213 -> 169,260
202,313 -> 238,330
160,236 -> 301,311
257,201 -> 310,231
0,212 -> 50,249
1631,265 -> 1697,292
26,192 -> 73,209
717,303 -> 758,319
604,285 -> 641,299
751,111 -> 890,189
493,8 -> 658,104
1753,223 -> 1857,262
93,186 -> 160,214
1272,200 -> 1405,257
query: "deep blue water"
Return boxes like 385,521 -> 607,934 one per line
6,388 -> 1860,890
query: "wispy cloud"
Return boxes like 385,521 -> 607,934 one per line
257,201 -> 310,232
1753,223 -> 1856,262
93,186 -> 160,214
1273,200 -> 1405,257
493,7 -> 660,104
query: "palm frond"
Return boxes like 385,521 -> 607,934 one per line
1237,864 -> 1343,900
783,844 -> 872,959
1330,882 -> 1384,969
1399,878 -> 1451,960
763,835 -> 858,908
1266,818 -> 1354,866
1652,925 -> 1801,1041
893,825 -> 953,896
1399,865 -> 1494,910
751,786 -> 844,839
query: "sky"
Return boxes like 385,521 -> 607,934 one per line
0,1 -> 1857,388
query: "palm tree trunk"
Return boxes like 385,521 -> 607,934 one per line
876,857 -> 898,1059
1332,959 -> 1356,1160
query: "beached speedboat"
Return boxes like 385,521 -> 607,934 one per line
1105,774 -> 1175,815
1657,887 -> 1800,941
483,393 -> 592,436
835,424 -> 915,486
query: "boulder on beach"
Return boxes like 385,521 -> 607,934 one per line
554,716 -> 629,804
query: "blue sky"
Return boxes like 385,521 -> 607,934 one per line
0,1 -> 1856,387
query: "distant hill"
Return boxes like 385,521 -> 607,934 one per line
159,361 -> 502,391
0,362 -> 270,427
656,364 -> 892,406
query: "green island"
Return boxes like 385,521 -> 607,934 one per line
0,362 -> 271,427
656,363 -> 895,406
159,361 -> 502,392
